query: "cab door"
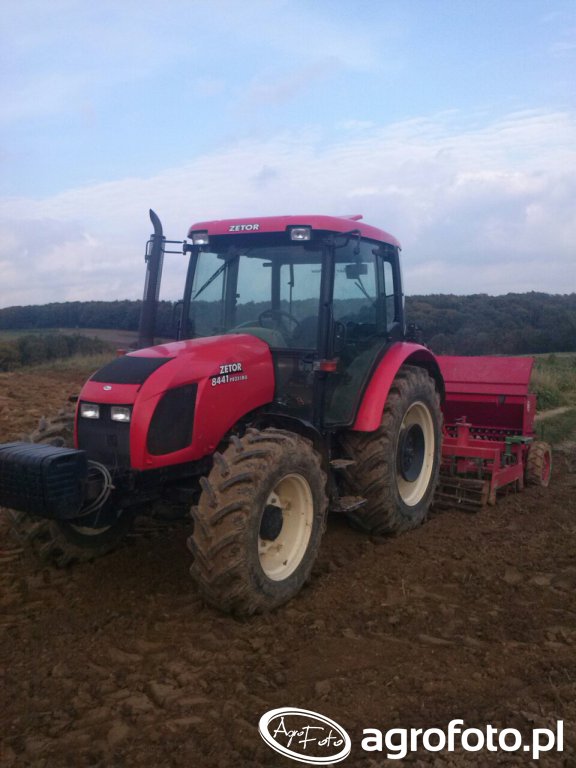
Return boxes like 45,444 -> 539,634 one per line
324,241 -> 403,426
269,256 -> 323,422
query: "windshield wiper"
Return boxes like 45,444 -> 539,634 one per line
193,253 -> 240,300
354,276 -> 371,301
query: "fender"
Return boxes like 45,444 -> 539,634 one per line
352,342 -> 444,432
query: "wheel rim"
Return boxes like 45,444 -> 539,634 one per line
68,523 -> 112,535
258,473 -> 314,581
396,401 -> 435,506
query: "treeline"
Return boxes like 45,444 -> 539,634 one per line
407,293 -> 576,354
0,301 -> 152,334
0,292 -> 575,355
0,334 -> 110,372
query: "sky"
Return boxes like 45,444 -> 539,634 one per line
1,0 -> 575,308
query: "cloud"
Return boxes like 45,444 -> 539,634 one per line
0,0 -> 383,127
240,57 -> 342,107
1,108 -> 575,306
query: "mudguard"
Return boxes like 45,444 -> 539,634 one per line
352,342 -> 443,432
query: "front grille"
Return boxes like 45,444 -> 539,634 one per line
77,404 -> 131,468
147,384 -> 197,455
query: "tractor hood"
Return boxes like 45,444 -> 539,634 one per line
77,334 -> 275,470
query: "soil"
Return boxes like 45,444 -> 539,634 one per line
1,367 -> 575,767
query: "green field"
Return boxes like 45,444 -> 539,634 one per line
531,353 -> 576,408
531,353 -> 576,444
0,327 -> 139,346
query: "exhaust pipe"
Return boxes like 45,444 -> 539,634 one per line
137,209 -> 165,349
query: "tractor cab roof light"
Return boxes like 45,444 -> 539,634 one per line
191,231 -> 210,246
289,226 -> 311,241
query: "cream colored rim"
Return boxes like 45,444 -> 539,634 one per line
68,523 -> 112,535
258,473 -> 314,581
397,401 -> 435,507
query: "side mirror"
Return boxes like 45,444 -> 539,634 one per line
345,263 -> 368,279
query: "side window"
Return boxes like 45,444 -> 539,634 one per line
383,260 -> 396,327
234,257 -> 272,326
189,252 -> 226,336
279,262 -> 323,320
333,241 -> 378,331
277,261 -> 323,348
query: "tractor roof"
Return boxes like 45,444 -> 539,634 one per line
187,214 -> 401,248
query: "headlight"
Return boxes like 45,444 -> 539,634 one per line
289,226 -> 311,241
111,406 -> 131,423
191,231 -> 210,245
80,403 -> 100,419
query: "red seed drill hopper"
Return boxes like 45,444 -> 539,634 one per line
435,355 -> 551,512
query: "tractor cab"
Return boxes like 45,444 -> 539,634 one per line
177,214 -> 405,427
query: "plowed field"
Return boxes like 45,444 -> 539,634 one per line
1,366 -> 575,767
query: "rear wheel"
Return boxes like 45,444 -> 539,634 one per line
188,428 -> 327,615
525,441 -> 552,487
341,365 -> 442,535
4,409 -> 131,566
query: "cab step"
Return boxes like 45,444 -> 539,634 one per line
330,459 -> 356,470
331,495 -> 367,514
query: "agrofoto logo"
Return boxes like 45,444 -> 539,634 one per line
258,709 -> 564,763
258,707 -> 352,764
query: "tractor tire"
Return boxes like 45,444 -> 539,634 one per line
341,365 -> 442,535
4,410 -> 131,566
7,509 -> 133,567
188,428 -> 328,615
525,440 -> 552,487
28,407 -> 75,447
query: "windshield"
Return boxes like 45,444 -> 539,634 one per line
184,233 -> 396,350
187,239 -> 324,348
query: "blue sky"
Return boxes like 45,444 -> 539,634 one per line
1,0 -> 575,306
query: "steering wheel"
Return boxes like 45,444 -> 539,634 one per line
258,309 -> 301,336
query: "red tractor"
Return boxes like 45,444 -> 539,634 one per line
0,212 -> 551,615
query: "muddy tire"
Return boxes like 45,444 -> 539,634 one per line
7,509 -> 133,566
188,428 -> 328,615
525,440 -> 552,488
28,407 -> 75,447
341,365 -> 442,535
4,409 -> 131,566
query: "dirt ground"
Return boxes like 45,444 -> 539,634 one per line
0,366 -> 575,767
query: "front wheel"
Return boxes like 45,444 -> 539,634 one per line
3,410 -> 132,565
525,441 -> 552,487
188,428 -> 328,615
8,510 -> 133,567
341,365 -> 442,535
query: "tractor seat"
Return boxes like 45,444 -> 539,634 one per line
291,315 -> 318,349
